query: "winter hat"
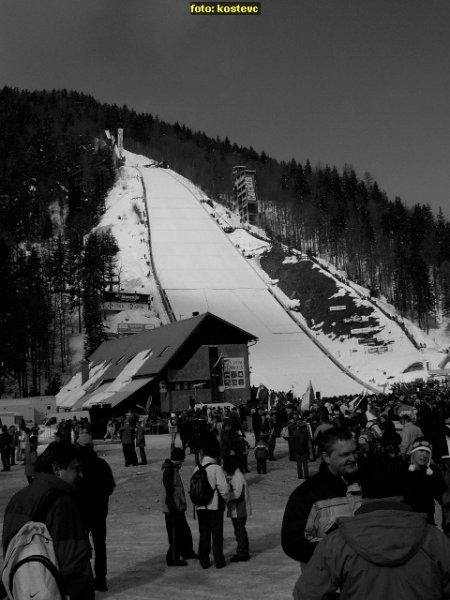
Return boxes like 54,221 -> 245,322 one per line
408,440 -> 433,475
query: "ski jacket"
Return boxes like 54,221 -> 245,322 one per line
281,463 -> 361,563
294,502 -> 450,600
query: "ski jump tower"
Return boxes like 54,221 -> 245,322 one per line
232,165 -> 259,225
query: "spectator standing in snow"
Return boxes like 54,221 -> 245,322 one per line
251,408 -> 263,442
135,420 -> 147,465
254,435 -> 269,474
75,437 -> 116,592
2,442 -> 95,600
193,441 -> 230,569
0,425 -> 12,472
399,439 -> 449,527
168,413 -> 178,449
289,415 -> 311,479
119,417 -> 138,467
223,455 -> 251,562
161,447 -> 197,566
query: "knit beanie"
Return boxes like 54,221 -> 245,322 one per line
408,440 -> 433,475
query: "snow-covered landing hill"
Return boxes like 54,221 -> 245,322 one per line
61,150 -> 449,404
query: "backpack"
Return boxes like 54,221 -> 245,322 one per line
189,462 -> 216,506
1,490 -> 67,600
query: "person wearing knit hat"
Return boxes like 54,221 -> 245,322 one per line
408,440 -> 433,475
400,438 -> 448,526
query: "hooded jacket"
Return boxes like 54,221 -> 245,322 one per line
161,459 -> 187,513
294,501 -> 450,600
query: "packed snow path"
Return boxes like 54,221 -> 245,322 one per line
133,158 -> 366,396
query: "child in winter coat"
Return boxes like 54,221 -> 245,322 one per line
254,435 -> 269,474
223,455 -> 251,562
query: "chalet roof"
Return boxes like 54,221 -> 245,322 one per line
59,312 -> 256,410
86,311 -> 256,387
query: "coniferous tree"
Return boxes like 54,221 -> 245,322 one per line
82,231 -> 118,356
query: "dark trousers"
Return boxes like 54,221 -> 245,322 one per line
287,438 -> 295,461
137,446 -> 147,464
239,454 -> 249,473
268,441 -> 276,460
165,512 -> 194,563
122,444 -> 138,466
256,457 -> 267,474
231,517 -> 249,557
90,518 -> 107,580
295,454 -> 309,479
1,449 -> 11,471
197,509 -> 225,567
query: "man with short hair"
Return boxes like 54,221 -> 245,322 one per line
293,459 -> 450,600
2,441 -> 95,600
281,427 -> 361,564
76,436 -> 115,591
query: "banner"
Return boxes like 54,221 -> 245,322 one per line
222,357 -> 246,388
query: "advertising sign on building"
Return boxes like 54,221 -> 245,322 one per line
117,323 -> 155,334
222,357 -> 246,389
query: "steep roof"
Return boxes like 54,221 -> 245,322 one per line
88,311 -> 256,385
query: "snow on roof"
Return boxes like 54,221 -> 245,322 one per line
57,361 -> 110,408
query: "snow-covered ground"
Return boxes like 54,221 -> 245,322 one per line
121,152 -> 366,396
61,148 -> 450,403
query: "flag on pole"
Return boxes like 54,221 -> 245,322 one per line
300,381 -> 315,412
349,388 -> 368,412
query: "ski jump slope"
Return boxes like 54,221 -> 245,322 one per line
132,156 -> 369,397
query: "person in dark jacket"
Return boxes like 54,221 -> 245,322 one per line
2,442 -> 94,600
281,427 -> 361,564
399,438 -> 448,526
294,460 -> 450,600
251,408 -> 263,442
220,419 -> 242,461
177,411 -> 192,451
289,416 -> 311,479
0,425 -> 12,471
379,412 -> 401,454
119,418 -> 138,466
135,420 -> 147,465
161,447 -> 197,566
76,438 -> 116,591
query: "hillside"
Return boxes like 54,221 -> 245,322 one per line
59,152 -> 447,407
2,87 -> 450,397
